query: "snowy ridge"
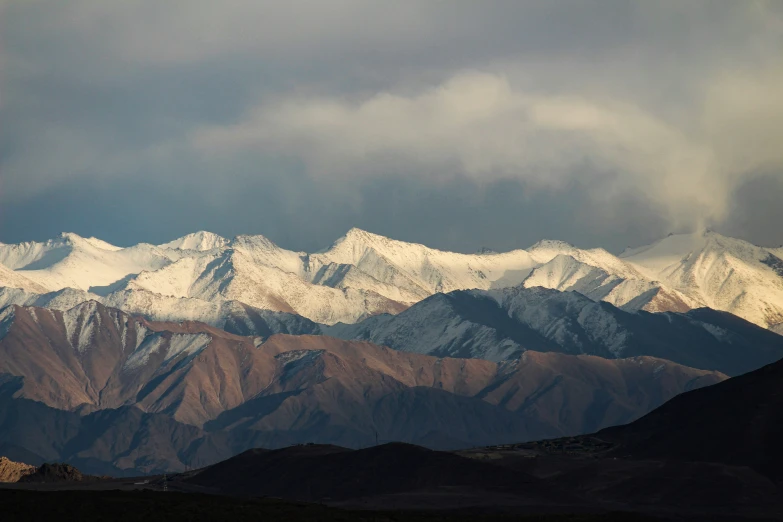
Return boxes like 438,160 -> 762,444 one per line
0,264 -> 50,294
0,306 -> 15,341
63,301 -> 102,353
521,254 -> 699,313
502,287 -> 630,357
312,227 -> 538,295
0,233 -> 176,293
622,231 -> 783,329
327,285 -> 783,375
0,285 -> 318,340
159,231 -> 229,251
0,228 -> 781,330
124,332 -> 211,371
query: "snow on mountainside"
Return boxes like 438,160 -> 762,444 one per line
159,231 -> 230,251
622,231 -> 783,331
521,254 -> 698,313
0,264 -> 49,295
0,285 -> 320,340
310,227 -> 539,295
0,228 -> 781,329
327,286 -> 783,376
0,233 -> 176,293
128,248 -> 406,324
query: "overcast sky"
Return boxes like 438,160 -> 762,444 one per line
1,1 -> 782,253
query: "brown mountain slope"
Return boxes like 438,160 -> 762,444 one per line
0,301 -> 727,473
0,302 -> 726,433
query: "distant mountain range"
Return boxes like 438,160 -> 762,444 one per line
1,229 -> 782,331
0,301 -> 723,474
1,228 -> 782,475
326,286 -> 783,375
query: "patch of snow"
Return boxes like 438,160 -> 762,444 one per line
134,323 -> 149,350
124,334 -> 166,370
697,321 -> 731,343
124,332 -> 210,371
164,333 -> 211,363
159,231 -> 229,251
0,306 -> 15,340
62,301 -> 101,353
275,349 -> 324,365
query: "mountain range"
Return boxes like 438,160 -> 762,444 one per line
1,228 -> 782,475
0,301 -> 725,474
1,229 -> 782,332
326,286 -> 783,375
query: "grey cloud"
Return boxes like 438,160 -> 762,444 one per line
0,0 -> 782,251
720,173 -> 783,248
192,69 -> 783,232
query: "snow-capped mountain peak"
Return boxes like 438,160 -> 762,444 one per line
159,231 -> 229,251
622,230 -> 783,329
0,228 -> 782,332
528,239 -> 576,255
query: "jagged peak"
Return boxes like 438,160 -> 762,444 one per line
527,239 -> 576,251
340,227 -> 392,244
625,229 -> 761,260
321,227 -> 400,255
159,231 -> 229,251
57,232 -> 87,244
538,252 -> 586,266
230,233 -> 281,250
63,299 -> 105,316
333,227 -> 462,255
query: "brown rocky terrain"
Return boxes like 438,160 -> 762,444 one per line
0,456 -> 35,482
18,463 -> 86,483
0,302 -> 726,474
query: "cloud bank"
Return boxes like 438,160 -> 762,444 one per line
1,1 -> 782,251
193,69 -> 783,229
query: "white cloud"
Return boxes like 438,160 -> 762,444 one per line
192,68 -> 783,230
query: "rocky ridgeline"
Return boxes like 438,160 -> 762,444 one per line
18,463 -> 85,483
0,456 -> 36,482
0,458 -> 93,484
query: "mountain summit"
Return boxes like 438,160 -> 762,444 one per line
0,229 -> 781,331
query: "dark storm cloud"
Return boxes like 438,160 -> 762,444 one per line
1,1 -> 782,251
720,173 -> 783,249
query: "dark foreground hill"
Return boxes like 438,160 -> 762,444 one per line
177,442 -> 783,520
173,351 -> 783,520
0,489 -> 659,522
597,353 -> 783,481
3,439 -> 783,521
186,442 -> 567,506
